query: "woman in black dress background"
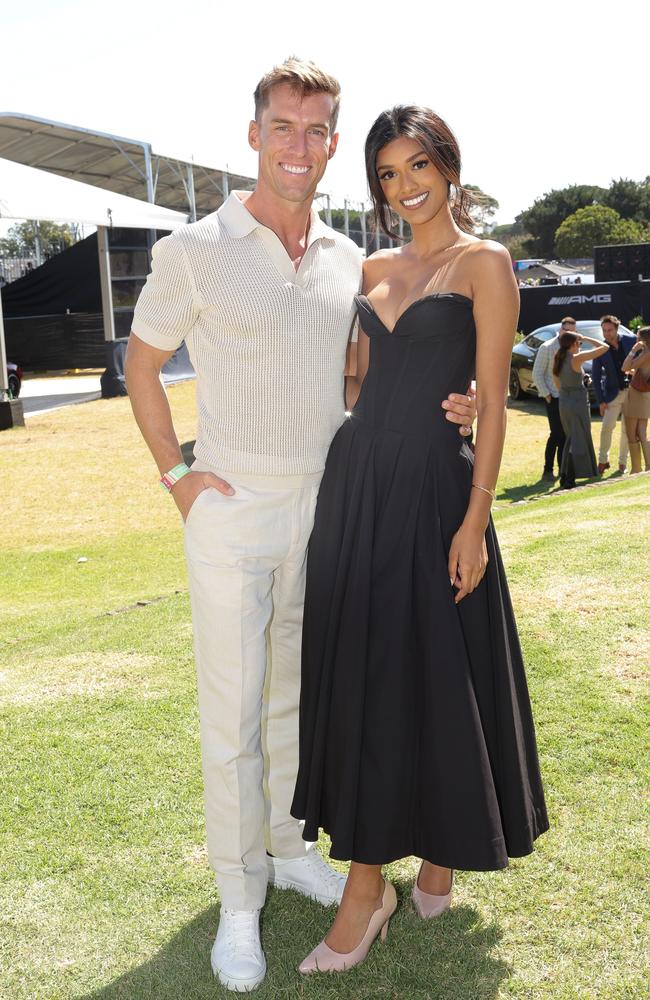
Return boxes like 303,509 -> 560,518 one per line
292,106 -> 549,974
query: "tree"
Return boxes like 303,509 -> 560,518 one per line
503,235 -> 532,261
603,177 -> 650,224
464,184 -> 499,231
0,220 -> 76,258
518,184 -> 607,257
554,205 -> 645,258
489,220 -> 532,259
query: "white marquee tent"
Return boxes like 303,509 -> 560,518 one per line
0,157 -> 189,230
0,157 -> 188,400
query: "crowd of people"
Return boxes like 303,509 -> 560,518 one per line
532,314 -> 650,488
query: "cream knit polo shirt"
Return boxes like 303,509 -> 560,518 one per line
131,191 -> 362,475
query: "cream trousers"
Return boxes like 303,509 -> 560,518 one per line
598,389 -> 629,465
184,463 -> 322,910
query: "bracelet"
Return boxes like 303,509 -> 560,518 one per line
471,483 -> 496,501
160,463 -> 191,491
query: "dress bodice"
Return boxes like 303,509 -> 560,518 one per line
559,355 -> 586,391
352,293 -> 476,446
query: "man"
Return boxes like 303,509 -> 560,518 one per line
125,58 -> 476,993
532,316 -> 572,481
592,314 -> 636,474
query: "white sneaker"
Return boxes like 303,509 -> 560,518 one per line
267,847 -> 346,906
211,909 -> 266,992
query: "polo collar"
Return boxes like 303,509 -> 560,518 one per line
219,190 -> 332,246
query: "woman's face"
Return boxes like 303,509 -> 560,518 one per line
375,136 -> 450,226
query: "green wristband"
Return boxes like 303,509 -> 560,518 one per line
160,463 -> 191,491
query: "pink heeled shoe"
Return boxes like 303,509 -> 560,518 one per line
298,879 -> 397,974
411,864 -> 453,919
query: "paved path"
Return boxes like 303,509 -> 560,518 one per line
20,375 -> 101,416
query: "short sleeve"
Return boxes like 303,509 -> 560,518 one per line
131,233 -> 199,350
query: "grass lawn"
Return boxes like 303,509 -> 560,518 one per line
1,385 -> 648,1000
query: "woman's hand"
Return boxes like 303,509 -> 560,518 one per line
448,522 -> 488,604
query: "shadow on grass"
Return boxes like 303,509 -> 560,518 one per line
497,476 -> 558,504
78,887 -> 509,1000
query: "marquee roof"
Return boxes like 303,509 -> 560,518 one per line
0,157 -> 188,229
0,112 -> 256,217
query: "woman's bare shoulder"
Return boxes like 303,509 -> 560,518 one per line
464,240 -> 516,295
362,246 -> 407,292
465,238 -> 512,266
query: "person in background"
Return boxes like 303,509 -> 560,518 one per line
553,332 -> 609,488
592,315 -> 636,475
622,326 -> 650,472
532,317 -> 573,481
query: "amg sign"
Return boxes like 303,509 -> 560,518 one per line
547,294 -> 613,305
519,280 -> 649,335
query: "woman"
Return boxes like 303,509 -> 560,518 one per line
552,332 -> 608,489
622,326 -> 650,472
291,105 -> 550,975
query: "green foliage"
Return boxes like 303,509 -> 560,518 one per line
490,221 -> 532,262
464,184 -> 499,231
518,185 -> 607,257
602,176 -> 650,224
628,315 -> 646,333
0,220 -> 76,258
554,204 -> 645,258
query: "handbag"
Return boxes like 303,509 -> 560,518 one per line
631,367 -> 650,393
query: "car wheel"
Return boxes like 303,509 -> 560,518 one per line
8,374 -> 20,398
509,369 -> 523,400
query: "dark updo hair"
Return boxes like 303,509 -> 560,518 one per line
636,325 -> 650,346
553,332 -> 579,377
365,105 -> 477,240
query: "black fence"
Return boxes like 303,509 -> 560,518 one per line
3,312 -> 105,369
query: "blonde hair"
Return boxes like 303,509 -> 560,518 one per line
253,57 -> 341,132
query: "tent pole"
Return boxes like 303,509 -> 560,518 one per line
0,286 -> 9,398
0,284 -> 24,428
187,164 -> 197,222
143,143 -> 157,254
97,226 -> 116,342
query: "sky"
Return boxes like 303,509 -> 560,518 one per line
1,0 -> 647,227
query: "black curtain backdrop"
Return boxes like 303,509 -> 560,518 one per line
2,234 -> 101,316
519,281 -> 647,334
4,313 -> 105,369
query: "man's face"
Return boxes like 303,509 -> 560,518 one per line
248,83 -> 339,205
601,322 -> 619,345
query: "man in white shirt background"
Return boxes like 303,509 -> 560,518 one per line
532,316 -> 571,481
125,57 -> 476,992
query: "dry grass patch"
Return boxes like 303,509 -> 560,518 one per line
0,382 -> 198,547
602,629 -> 650,694
530,574 -> 609,614
183,844 -> 209,866
0,651 -> 164,707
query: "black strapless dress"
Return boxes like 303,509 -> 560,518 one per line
291,293 -> 549,870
